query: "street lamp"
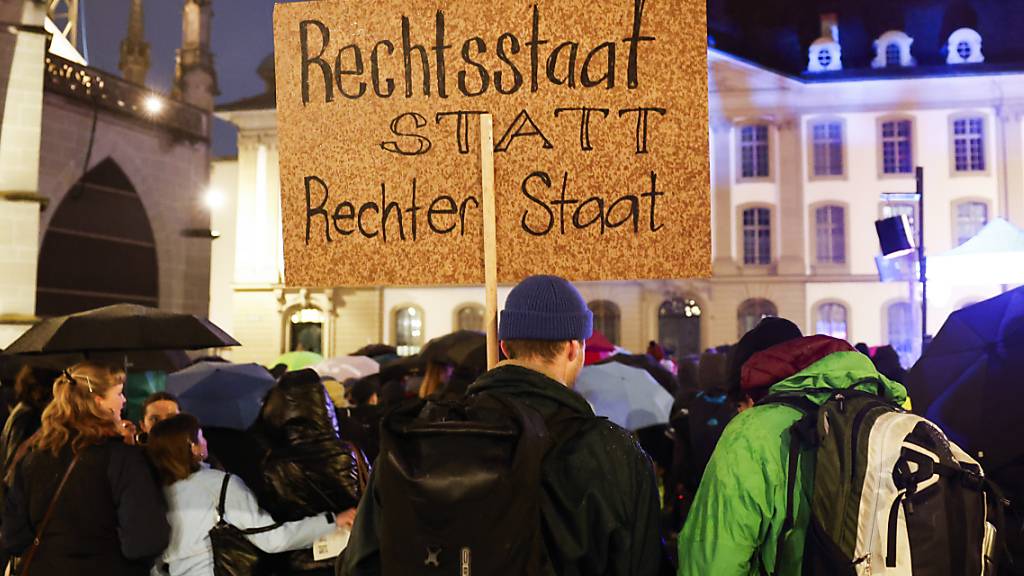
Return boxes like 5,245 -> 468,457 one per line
876,167 -> 927,354
203,188 -> 225,211
143,94 -> 164,115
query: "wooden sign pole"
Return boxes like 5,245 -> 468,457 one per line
480,114 -> 499,370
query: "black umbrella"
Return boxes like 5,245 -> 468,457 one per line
377,354 -> 423,383
596,353 -> 679,396
906,286 -> 1024,471
351,343 -> 397,358
376,331 -> 487,385
421,330 -> 487,376
4,303 -> 239,354
12,349 -> 191,372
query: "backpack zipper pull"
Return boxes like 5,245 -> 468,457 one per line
835,393 -> 846,413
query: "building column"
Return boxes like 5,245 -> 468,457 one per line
711,117 -> 737,275
0,1 -> 47,347
776,115 -> 807,276
997,106 -> 1024,227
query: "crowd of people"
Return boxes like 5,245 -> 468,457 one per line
0,274 -> 1014,575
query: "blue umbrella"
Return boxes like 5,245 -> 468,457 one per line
167,362 -> 275,430
907,286 -> 1024,470
574,363 -> 674,431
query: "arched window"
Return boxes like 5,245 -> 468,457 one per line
885,43 -> 901,67
37,158 -> 158,316
588,300 -> 621,345
737,298 -> 778,338
887,302 -> 916,364
816,302 -> 848,341
455,303 -> 485,332
658,298 -> 701,357
394,305 -> 424,356
289,307 -> 324,355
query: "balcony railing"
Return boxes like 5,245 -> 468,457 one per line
44,55 -> 208,142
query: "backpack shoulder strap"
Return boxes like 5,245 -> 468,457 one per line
757,394 -> 821,576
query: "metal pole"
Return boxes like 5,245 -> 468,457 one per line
917,166 -> 926,352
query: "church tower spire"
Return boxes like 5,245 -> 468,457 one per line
119,0 -> 150,85
175,0 -> 217,111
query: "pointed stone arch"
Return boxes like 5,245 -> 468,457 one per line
36,158 -> 159,316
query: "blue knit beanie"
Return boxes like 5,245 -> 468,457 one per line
499,275 -> 593,341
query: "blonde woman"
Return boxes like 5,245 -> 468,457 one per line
1,362 -> 169,576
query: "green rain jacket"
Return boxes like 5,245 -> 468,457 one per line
339,363 -> 663,576
677,346 -> 908,576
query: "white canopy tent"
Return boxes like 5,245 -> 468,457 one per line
927,218 -> 1024,284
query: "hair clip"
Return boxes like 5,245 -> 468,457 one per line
62,370 -> 93,393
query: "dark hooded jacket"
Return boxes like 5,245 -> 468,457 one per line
253,370 -> 363,575
2,437 -> 169,576
338,363 -> 662,576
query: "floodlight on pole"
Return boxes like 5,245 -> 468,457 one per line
875,215 -> 916,258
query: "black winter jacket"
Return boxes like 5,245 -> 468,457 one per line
2,437 -> 169,576
0,404 -> 41,481
254,371 -> 363,575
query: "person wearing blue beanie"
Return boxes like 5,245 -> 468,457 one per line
499,275 -> 594,343
340,275 -> 663,576
496,275 -> 595,387
487,275 -> 661,574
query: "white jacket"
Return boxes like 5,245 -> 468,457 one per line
157,467 -> 336,576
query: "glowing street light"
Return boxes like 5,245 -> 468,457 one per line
143,94 -> 164,115
203,188 -> 225,211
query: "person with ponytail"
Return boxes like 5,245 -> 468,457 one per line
1,362 -> 170,576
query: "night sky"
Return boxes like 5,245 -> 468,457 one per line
83,0 -> 279,158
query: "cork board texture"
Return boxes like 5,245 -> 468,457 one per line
274,0 -> 710,287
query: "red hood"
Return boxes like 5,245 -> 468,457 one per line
741,335 -> 854,392
586,331 -> 616,353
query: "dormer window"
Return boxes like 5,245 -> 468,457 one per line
947,28 -> 984,65
872,31 -> 915,69
807,38 -> 842,73
885,44 -> 901,67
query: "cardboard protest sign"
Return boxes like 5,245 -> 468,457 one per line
274,0 -> 709,287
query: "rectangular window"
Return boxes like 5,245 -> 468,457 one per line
742,207 -> 771,265
815,206 -> 846,264
882,202 -> 918,239
881,120 -> 913,174
740,125 -> 770,179
955,202 -> 988,246
812,122 -> 844,177
953,117 -> 985,172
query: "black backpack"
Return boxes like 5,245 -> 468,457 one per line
375,392 -> 585,576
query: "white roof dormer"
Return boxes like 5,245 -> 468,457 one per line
872,30 -> 915,69
947,28 -> 984,65
808,37 -> 842,73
